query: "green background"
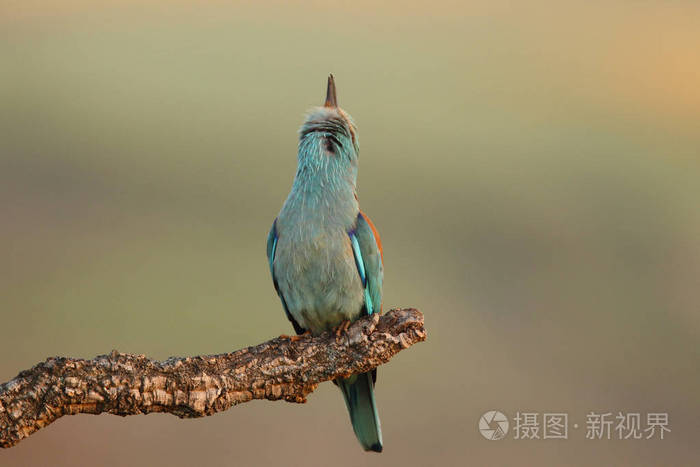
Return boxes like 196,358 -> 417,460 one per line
1,1 -> 698,465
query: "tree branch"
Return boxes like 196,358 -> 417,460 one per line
0,308 -> 425,448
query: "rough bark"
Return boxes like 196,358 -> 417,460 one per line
0,308 -> 425,448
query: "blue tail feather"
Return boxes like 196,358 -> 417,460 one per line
337,371 -> 383,452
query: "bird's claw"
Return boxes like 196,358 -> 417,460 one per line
335,320 -> 352,338
280,331 -> 311,342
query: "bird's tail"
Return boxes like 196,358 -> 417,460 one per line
337,371 -> 383,452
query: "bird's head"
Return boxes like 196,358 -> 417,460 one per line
298,75 -> 360,163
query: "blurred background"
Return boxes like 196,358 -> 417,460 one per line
1,1 -> 699,465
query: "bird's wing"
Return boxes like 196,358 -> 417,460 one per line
267,219 -> 306,334
349,211 -> 384,316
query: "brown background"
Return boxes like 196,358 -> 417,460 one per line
1,1 -> 699,465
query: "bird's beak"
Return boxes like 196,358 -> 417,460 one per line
324,74 -> 337,108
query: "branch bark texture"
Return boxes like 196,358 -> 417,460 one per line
0,308 -> 425,448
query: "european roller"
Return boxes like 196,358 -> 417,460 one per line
266,75 -> 384,452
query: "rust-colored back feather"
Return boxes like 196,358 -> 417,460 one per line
360,210 -> 383,262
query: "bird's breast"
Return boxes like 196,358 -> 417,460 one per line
273,224 -> 365,334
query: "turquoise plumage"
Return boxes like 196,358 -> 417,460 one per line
266,75 -> 384,452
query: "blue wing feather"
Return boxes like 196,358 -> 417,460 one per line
267,219 -> 305,334
349,233 -> 367,287
266,221 -> 277,275
349,212 -> 384,317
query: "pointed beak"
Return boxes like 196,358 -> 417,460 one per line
324,74 -> 337,108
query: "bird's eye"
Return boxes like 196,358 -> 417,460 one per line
324,135 -> 341,154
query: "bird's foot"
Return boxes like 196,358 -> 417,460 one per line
279,331 -> 311,342
334,320 -> 352,338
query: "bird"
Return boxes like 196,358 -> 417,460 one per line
266,75 -> 384,452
